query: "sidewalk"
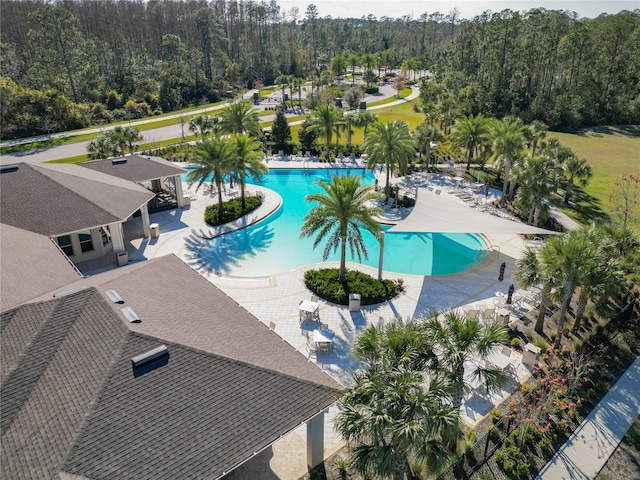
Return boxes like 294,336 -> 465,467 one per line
536,356 -> 640,479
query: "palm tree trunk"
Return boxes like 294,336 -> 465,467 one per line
339,234 -> 347,281
216,181 -> 224,220
555,281 -> 573,347
501,158 -> 511,205
534,288 -> 550,333
573,295 -> 588,331
564,179 -> 574,204
240,181 -> 246,211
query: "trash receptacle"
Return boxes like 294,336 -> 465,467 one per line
182,194 -> 191,207
349,293 -> 361,312
149,223 -> 160,238
522,343 -> 542,366
116,250 -> 129,266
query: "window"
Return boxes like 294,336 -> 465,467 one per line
57,235 -> 73,256
78,231 -> 94,253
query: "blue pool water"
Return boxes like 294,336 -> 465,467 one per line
191,168 -> 490,277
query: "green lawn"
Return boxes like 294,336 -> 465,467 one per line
547,126 -> 640,230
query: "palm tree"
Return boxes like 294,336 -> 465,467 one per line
524,120 -> 548,156
219,101 -> 261,137
491,117 -> 525,203
346,53 -> 360,85
539,230 -> 599,347
562,152 -> 592,204
513,155 -> 553,226
337,319 -> 459,480
514,249 -> 553,333
189,114 -> 214,139
421,310 -> 509,415
353,111 -> 377,138
187,137 -> 235,221
117,126 -> 142,155
300,174 -> 382,282
309,103 -> 344,161
228,134 -> 268,211
414,122 -> 444,169
364,120 -> 415,194
451,113 -> 491,173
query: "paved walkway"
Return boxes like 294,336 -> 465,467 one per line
537,356 -> 640,479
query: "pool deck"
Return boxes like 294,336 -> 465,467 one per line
77,163 -> 538,479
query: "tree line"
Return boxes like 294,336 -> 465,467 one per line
1,1 -> 638,139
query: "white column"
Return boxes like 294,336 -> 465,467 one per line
174,175 -> 185,208
109,222 -> 125,252
306,413 -> 325,469
140,203 -> 151,238
378,233 -> 385,280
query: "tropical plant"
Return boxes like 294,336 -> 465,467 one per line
451,113 -> 491,172
353,111 -> 378,137
228,134 -> 268,211
420,310 -> 510,414
187,137 -> 236,221
538,230 -> 599,347
336,318 -> 459,480
189,114 -> 216,139
414,122 -> 444,167
491,117 -> 526,202
118,126 -> 143,155
219,100 -> 261,137
512,155 -> 553,226
309,103 -> 344,161
514,249 -> 553,333
364,120 -> 415,194
524,120 -> 548,156
300,174 -> 382,282
561,151 -> 592,204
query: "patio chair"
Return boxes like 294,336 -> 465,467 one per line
268,321 -> 276,331
311,294 -> 318,303
320,322 -> 329,330
482,308 -> 495,321
466,309 -> 480,319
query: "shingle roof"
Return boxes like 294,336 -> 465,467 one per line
63,334 -> 340,480
0,289 -> 129,480
0,163 -> 154,236
1,279 -> 342,480
0,224 -> 82,311
79,155 -> 186,182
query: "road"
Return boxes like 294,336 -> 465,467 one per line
0,82 -> 420,165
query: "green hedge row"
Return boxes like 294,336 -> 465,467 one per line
304,268 -> 404,305
204,195 -> 262,226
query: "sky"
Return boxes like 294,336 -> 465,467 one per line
275,1 -> 638,20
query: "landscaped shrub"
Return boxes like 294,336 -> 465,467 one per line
204,195 -> 262,226
364,85 -> 379,94
303,268 -> 403,305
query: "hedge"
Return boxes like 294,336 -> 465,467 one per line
204,195 -> 262,226
304,268 -> 404,305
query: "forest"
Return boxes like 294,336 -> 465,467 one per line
0,0 -> 638,140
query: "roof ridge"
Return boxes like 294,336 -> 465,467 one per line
0,288 -> 95,434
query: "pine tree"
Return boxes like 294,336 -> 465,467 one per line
270,107 -> 291,152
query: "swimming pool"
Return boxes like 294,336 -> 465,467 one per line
193,168 -> 490,277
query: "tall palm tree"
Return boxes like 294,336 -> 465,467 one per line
309,103 -> 344,161
514,249 -> 553,333
187,137 -> 236,221
562,152 -> 592,204
524,120 -> 548,157
491,117 -> 525,203
118,126 -> 142,155
364,120 -> 415,194
300,174 -> 382,282
228,134 -> 268,211
414,122 -> 444,168
513,155 -> 553,226
219,101 -> 261,137
189,114 -> 214,139
353,111 -> 377,138
451,113 -> 491,173
421,310 -> 509,415
337,319 -> 459,480
539,230 -> 599,347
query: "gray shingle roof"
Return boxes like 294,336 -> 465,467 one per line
79,155 -> 186,182
0,163 -> 154,236
1,280 -> 342,480
63,334 -> 340,480
0,224 -> 82,311
0,289 -> 129,480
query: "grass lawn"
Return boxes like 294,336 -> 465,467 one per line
547,126 -> 640,231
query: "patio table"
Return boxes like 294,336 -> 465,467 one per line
486,348 -> 513,371
299,300 -> 320,321
313,329 -> 334,351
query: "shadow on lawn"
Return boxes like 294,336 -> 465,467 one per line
558,185 -> 609,226
577,125 -> 640,138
